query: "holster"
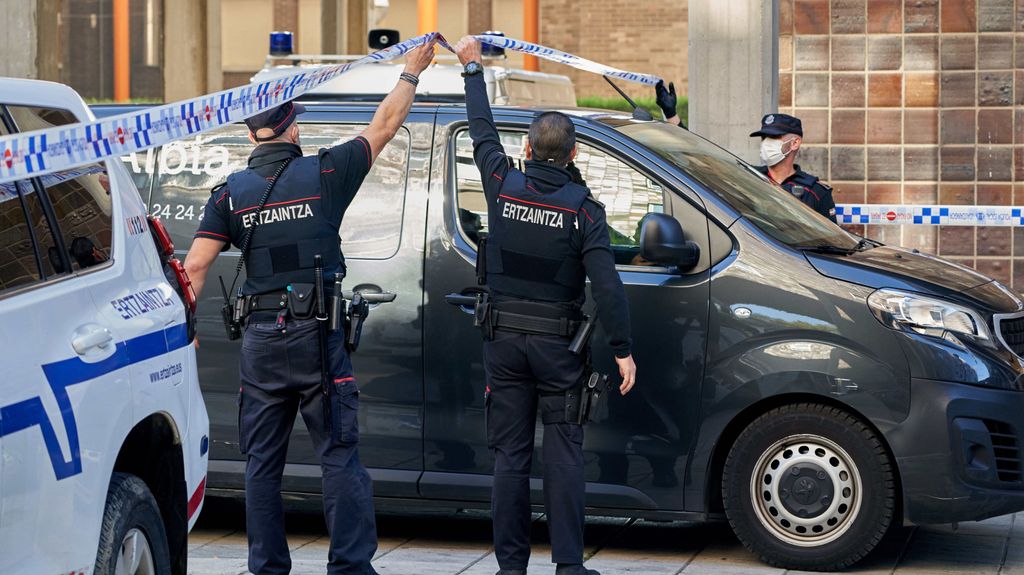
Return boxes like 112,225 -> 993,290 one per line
575,369 -> 610,425
345,293 -> 370,353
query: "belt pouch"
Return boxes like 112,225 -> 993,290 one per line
287,283 -> 317,319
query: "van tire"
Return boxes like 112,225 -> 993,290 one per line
94,472 -> 173,575
722,403 -> 895,571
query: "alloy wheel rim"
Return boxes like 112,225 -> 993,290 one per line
114,527 -> 156,575
748,433 -> 862,547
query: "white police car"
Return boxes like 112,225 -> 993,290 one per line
0,78 -> 208,574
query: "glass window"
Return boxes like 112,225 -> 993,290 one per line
7,105 -> 78,131
0,181 -> 44,292
148,123 -> 410,259
611,121 -> 859,250
453,129 -> 665,266
38,164 -> 114,272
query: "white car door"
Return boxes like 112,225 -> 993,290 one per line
0,103 -> 130,574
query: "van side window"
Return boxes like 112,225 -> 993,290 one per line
453,129 -> 665,267
37,164 -> 115,272
0,181 -> 44,292
146,123 -> 409,259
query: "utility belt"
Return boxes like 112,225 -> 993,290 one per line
223,269 -> 381,354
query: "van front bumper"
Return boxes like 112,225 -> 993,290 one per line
888,378 -> 1024,525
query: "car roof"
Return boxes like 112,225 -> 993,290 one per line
0,78 -> 93,122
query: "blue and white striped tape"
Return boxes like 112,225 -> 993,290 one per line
836,204 -> 1024,226
0,32 -> 661,187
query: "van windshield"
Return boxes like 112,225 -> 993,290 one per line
612,121 -> 860,250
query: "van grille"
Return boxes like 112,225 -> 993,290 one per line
998,315 -> 1024,357
985,419 -> 1022,484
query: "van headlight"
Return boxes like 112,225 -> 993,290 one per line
867,289 -> 991,344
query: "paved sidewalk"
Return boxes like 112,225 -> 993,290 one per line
189,500 -> 1024,574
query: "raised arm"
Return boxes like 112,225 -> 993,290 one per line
360,38 -> 437,163
453,36 -> 511,186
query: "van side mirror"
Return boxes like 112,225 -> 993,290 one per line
639,213 -> 700,271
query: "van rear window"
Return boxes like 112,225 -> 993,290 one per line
128,123 -> 410,259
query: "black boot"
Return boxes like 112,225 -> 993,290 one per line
495,570 -> 527,575
555,564 -> 600,575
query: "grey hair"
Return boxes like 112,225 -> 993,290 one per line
528,111 -> 575,166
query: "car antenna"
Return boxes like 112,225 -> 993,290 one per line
603,76 -> 654,121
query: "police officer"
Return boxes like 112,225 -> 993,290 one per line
182,39 -> 436,575
750,113 -> 837,222
454,36 -> 637,575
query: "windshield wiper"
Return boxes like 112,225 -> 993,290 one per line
797,244 -> 857,255
853,238 -> 876,251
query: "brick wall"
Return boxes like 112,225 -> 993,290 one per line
779,0 -> 1024,288
539,0 -> 688,100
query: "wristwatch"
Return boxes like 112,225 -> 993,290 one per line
462,61 -> 483,77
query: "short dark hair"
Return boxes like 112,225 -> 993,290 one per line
528,111 -> 576,166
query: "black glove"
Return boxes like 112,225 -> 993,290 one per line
655,80 -> 677,120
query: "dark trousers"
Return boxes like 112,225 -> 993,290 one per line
239,318 -> 378,575
483,329 -> 587,570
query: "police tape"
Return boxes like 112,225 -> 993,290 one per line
0,33 -> 662,186
836,204 -> 1024,226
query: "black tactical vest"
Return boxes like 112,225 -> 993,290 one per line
485,170 -> 589,302
226,155 -> 342,295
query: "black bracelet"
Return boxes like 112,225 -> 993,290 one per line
399,72 -> 419,86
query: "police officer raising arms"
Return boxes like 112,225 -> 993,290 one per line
750,113 -> 837,222
453,36 -> 637,575
182,39 -> 436,575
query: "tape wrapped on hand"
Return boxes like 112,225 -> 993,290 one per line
0,32 -> 661,186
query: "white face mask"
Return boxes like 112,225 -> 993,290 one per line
759,138 -> 791,167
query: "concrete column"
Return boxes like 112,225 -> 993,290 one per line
36,0 -> 61,82
274,0 -> 300,35
164,0 -> 208,102
467,0 -> 492,34
346,0 -> 368,54
322,0 -> 346,54
688,0 -> 778,164
0,0 -> 38,78
206,0 -> 223,92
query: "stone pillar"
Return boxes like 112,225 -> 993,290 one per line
274,0 -> 300,36
0,0 -> 39,79
322,0 -> 346,54
688,0 -> 778,164
163,0 -> 208,101
206,0 -> 223,92
36,0 -> 61,82
346,0 -> 368,54
467,0 -> 492,34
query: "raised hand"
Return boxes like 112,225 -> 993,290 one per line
453,36 -> 483,67
404,37 -> 437,76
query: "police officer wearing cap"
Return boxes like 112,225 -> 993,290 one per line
453,36 -> 637,575
182,39 -> 436,575
751,113 -> 837,222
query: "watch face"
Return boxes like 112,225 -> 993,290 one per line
465,62 -> 482,74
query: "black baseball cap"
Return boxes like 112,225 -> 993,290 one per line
245,101 -> 306,141
749,113 -> 803,138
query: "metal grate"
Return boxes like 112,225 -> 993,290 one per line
998,316 -> 1024,357
984,419 -> 1022,484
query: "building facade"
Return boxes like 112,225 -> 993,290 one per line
779,0 -> 1024,288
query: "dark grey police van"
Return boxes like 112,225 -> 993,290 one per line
95,102 -> 1024,570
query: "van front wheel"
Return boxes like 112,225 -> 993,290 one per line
94,472 -> 172,575
722,404 -> 896,571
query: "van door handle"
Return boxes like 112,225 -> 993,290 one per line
343,290 -> 397,304
72,325 -> 114,355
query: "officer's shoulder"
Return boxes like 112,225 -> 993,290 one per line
211,182 -> 227,195
583,192 -> 605,210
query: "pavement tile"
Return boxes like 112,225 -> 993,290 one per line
682,540 -> 784,575
187,528 -> 237,548
926,514 -> 1016,538
895,530 -> 1005,574
187,557 -> 249,575
372,541 -> 493,574
189,531 -> 250,560
1000,538 -> 1024,575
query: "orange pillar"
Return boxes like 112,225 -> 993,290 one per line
523,0 -> 539,71
113,0 -> 130,102
418,0 -> 438,36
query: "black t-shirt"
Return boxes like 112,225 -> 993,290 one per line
195,138 -> 373,245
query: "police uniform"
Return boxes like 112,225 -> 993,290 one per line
755,164 -> 836,223
750,113 -> 837,223
463,70 -> 632,575
195,102 -> 378,575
